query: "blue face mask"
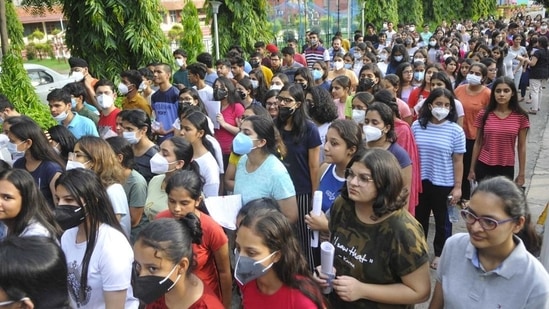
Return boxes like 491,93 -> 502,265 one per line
414,71 -> 425,81
312,69 -> 323,81
71,98 -> 77,109
344,63 -> 352,70
232,132 -> 256,155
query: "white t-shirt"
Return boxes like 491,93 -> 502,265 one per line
61,224 -> 139,309
196,85 -> 214,103
106,184 -> 131,238
205,134 -> 224,173
194,152 -> 220,198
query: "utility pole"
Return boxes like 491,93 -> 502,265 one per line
0,0 -> 9,59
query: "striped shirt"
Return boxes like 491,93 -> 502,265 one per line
304,46 -> 330,68
474,110 -> 529,167
412,120 -> 466,187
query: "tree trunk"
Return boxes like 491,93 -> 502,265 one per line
0,0 -> 9,58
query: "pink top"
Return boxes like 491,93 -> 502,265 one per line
474,110 -> 529,167
215,103 -> 245,154
395,118 -> 421,214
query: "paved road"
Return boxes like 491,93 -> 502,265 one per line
416,87 -> 549,308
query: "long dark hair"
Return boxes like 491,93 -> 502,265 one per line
55,169 -> 124,298
0,169 -> 62,239
214,76 -> 240,104
480,76 -> 528,135
119,109 -> 153,140
47,125 -> 77,163
165,169 -> 209,215
9,118 -> 66,168
183,111 -> 220,166
239,202 -> 326,308
365,102 -> 397,143
0,236 -> 71,309
417,88 -> 459,128
341,148 -> 409,219
243,115 -> 286,158
276,84 -> 309,143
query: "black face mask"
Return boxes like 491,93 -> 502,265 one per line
237,89 -> 247,100
298,82 -> 307,90
132,264 -> 180,304
358,78 -> 375,91
213,88 -> 228,101
55,205 -> 86,230
250,60 -> 260,68
277,106 -> 296,123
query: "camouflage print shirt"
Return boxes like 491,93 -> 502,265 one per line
328,196 -> 429,309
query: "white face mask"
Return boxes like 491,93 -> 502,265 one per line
138,81 -> 147,92
250,80 -> 259,89
53,111 -> 68,122
71,71 -> 85,82
466,74 -> 482,85
175,58 -> 185,67
123,131 -> 140,145
66,160 -> 88,171
269,84 -> 283,91
118,83 -> 129,95
150,153 -> 176,174
363,125 -> 383,142
97,94 -> 114,109
352,109 -> 366,124
394,55 -> 404,62
431,107 -> 450,121
333,61 -> 344,70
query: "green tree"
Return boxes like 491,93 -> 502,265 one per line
208,0 -> 273,58
179,0 -> 203,62
168,24 -> 184,42
398,0 -> 423,26
361,0 -> 397,30
28,28 -> 45,41
0,1 -> 55,129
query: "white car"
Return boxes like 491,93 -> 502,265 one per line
24,63 -> 72,104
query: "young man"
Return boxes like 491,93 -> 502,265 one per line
173,49 -> 192,90
286,38 -> 307,67
187,62 -> 214,103
0,93 -> 20,121
196,52 -> 218,87
62,82 -> 99,125
47,88 -> 98,139
215,58 -> 232,78
95,79 -> 121,138
138,67 -> 155,105
151,63 -> 179,143
230,57 -> 247,81
254,41 -> 271,68
304,31 -> 330,68
249,52 -> 273,86
120,70 -> 152,117
269,52 -> 283,74
68,57 -> 99,110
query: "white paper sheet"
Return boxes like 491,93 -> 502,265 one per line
204,194 -> 242,230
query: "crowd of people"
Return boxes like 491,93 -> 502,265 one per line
0,12 -> 548,309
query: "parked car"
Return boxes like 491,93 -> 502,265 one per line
24,63 -> 72,104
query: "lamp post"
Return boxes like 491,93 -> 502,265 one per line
211,1 -> 222,60
361,0 -> 365,35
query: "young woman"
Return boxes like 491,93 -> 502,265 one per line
237,77 -> 262,108
179,111 -> 220,197
119,109 -> 159,182
454,62 -> 491,201
356,63 -> 382,94
294,67 -> 315,91
145,136 -> 200,220
426,37 -> 441,64
377,47 -> 391,76
249,68 -> 269,104
106,136 -> 148,243
0,236 -> 71,309
412,48 -> 428,64
468,77 -> 529,186
328,53 -> 358,92
454,58 -> 474,88
155,170 -> 231,308
0,169 -> 61,240
213,76 -> 244,169
276,84 -> 321,269
236,201 -> 326,308
330,76 -> 353,120
304,119 -> 363,236
386,44 -> 411,75
351,92 -> 374,124
306,86 -> 338,163
407,63 -> 443,116
429,176 -> 549,308
525,36 -> 549,114
71,136 -> 132,238
412,88 -> 466,270
312,60 -> 331,91
233,115 -> 296,222
269,73 -> 289,91
133,215 -> 224,309
395,62 -> 415,103
507,34 -> 528,91
178,87 -> 208,114
411,60 -> 426,87
9,118 -> 65,208
47,124 -> 77,163
443,56 -> 458,84
264,89 -> 280,119
364,103 -> 413,208
381,74 -> 414,124
56,169 -> 138,308
314,148 -> 430,307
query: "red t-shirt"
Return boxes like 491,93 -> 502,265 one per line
474,110 -> 529,167
214,103 -> 244,154
454,85 -> 491,140
156,210 -> 228,300
407,87 -> 430,115
98,108 -> 121,134
239,278 -> 320,309
145,280 -> 224,309
395,118 -> 421,215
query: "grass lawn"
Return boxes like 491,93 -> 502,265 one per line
25,58 -> 71,74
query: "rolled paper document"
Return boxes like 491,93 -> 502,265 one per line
320,241 -> 335,294
311,191 -> 323,248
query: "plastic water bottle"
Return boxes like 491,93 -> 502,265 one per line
447,195 -> 460,223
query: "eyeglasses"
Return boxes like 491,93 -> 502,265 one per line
460,209 -> 515,231
0,298 -> 30,306
178,100 -> 193,105
403,70 -> 413,74
266,101 -> 278,107
345,168 -> 374,186
276,96 -> 295,105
